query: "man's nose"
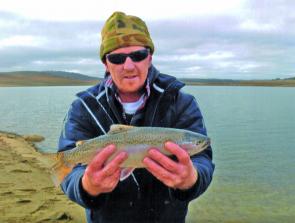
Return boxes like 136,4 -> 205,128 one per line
123,57 -> 135,71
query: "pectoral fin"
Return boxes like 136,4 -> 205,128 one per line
120,167 -> 135,181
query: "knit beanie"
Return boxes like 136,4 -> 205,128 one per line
100,11 -> 154,61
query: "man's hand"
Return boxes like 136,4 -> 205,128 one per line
82,144 -> 128,196
143,141 -> 198,190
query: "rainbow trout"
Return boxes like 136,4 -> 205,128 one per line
51,124 -> 210,186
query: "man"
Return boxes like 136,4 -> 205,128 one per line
59,11 -> 214,223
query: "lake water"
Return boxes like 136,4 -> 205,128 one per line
0,85 -> 294,222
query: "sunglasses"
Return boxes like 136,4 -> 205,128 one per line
106,48 -> 150,64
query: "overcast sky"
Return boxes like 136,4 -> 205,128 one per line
0,0 -> 294,80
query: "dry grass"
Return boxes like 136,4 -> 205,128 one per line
1,73 -> 295,87
0,74 -> 98,87
183,80 -> 295,87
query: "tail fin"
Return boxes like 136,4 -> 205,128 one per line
50,153 -> 73,187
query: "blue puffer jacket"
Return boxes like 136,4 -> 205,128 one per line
58,65 -> 215,223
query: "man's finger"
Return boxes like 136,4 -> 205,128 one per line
143,157 -> 175,181
164,141 -> 190,165
101,151 -> 128,177
147,148 -> 178,172
87,144 -> 116,172
92,168 -> 121,192
104,168 -> 121,191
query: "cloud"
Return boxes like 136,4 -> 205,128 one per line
0,35 -> 46,48
0,1 -> 294,80
0,0 -> 245,21
0,12 -> 104,75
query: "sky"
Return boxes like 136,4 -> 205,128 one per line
0,0 -> 294,80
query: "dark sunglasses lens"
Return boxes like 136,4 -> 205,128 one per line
107,49 -> 149,64
107,54 -> 127,64
129,49 -> 149,62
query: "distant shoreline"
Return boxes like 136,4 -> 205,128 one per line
1,80 -> 295,87
0,82 -> 97,87
1,70 -> 294,87
183,80 -> 295,87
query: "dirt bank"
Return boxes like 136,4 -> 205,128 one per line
0,132 -> 85,223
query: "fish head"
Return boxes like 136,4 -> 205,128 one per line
179,132 -> 210,156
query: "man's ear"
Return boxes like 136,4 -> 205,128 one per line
103,61 -> 109,72
148,54 -> 152,67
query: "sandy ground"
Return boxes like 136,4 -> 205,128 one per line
0,132 -> 86,223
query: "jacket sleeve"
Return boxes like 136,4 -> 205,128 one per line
170,91 -> 215,202
58,99 -> 109,209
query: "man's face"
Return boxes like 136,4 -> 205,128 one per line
104,46 -> 152,95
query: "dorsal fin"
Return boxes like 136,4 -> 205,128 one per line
108,124 -> 134,134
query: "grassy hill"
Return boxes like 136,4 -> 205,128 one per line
0,71 -> 294,87
179,77 -> 295,87
0,71 -> 101,87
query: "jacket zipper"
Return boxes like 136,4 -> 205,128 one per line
150,81 -> 176,125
